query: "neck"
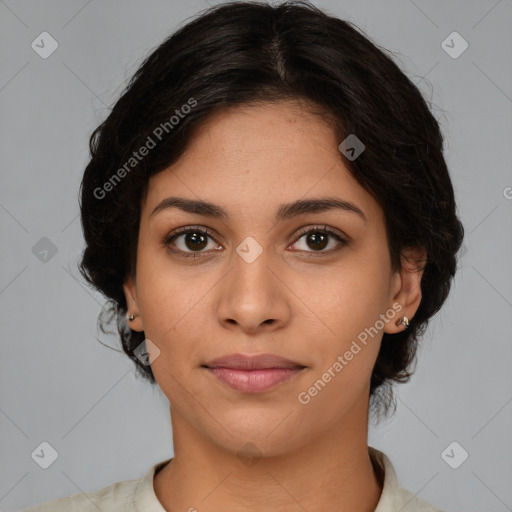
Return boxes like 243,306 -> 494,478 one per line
154,397 -> 383,512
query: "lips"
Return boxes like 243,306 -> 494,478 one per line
204,353 -> 305,370
202,353 -> 306,393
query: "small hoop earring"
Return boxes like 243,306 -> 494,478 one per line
127,314 -> 135,321
395,316 -> 409,329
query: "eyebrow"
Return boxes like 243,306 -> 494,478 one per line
149,196 -> 367,223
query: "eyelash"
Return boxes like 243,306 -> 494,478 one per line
161,224 -> 348,259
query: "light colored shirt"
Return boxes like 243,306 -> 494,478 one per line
22,446 -> 445,511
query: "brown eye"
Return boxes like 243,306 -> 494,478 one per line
290,226 -> 348,255
163,227 -> 221,258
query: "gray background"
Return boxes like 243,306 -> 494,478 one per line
1,1 -> 511,511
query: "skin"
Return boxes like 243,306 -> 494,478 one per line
123,100 -> 425,512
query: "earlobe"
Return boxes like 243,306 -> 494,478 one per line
123,276 -> 144,332
385,246 -> 426,334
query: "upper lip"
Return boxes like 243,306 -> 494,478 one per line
203,353 -> 305,370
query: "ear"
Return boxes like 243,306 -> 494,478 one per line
123,275 -> 144,332
384,246 -> 427,334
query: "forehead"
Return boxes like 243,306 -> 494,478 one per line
142,101 -> 382,225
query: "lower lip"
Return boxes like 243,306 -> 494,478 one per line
205,367 -> 304,393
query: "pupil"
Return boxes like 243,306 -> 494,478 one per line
186,232 -> 207,251
308,232 -> 328,250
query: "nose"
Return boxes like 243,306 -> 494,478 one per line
215,245 -> 291,335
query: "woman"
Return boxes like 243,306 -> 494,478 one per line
24,1 -> 464,510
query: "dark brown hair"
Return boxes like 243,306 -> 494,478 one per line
78,0 -> 464,420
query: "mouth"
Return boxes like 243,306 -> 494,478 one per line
202,353 -> 307,393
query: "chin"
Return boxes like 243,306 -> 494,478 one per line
202,408 -> 312,460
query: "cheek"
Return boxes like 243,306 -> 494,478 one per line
135,240 -> 193,329
292,255 -> 391,403
296,254 -> 390,340
295,269 -> 387,414
134,247 -> 214,370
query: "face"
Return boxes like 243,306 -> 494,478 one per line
124,100 -> 423,456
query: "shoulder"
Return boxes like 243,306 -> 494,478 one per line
393,486 -> 446,512
20,474 -> 142,511
369,446 -> 446,512
21,458 -> 172,512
